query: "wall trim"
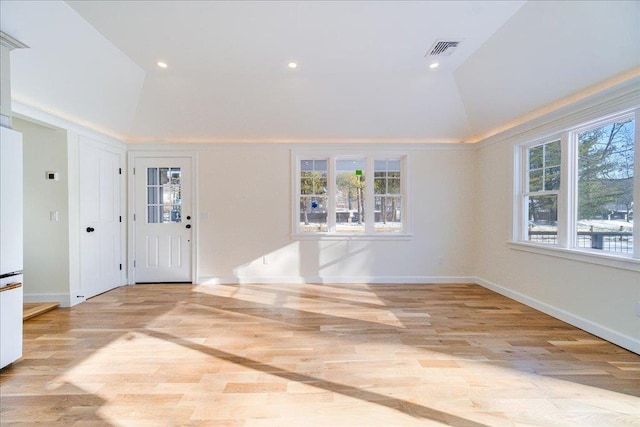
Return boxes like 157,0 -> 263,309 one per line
126,141 -> 476,152
508,242 -> 640,272
0,31 -> 29,50
197,276 -> 476,285
474,276 -> 639,355
24,292 -> 71,308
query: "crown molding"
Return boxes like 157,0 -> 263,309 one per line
474,72 -> 640,150
0,31 -> 28,50
12,100 -> 126,149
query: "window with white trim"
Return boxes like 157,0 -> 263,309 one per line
524,140 -> 561,244
516,110 -> 638,259
299,159 -> 328,232
294,153 -> 408,236
374,159 -> 403,232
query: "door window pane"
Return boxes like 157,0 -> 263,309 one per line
146,167 -> 182,223
577,118 -> 634,253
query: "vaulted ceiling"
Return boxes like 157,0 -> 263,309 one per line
1,1 -> 639,143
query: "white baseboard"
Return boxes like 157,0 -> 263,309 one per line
24,293 -> 71,308
197,275 -> 476,285
474,276 -> 640,355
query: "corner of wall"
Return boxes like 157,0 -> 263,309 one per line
66,131 -> 81,305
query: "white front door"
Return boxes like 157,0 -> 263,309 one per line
79,142 -> 123,298
134,157 -> 193,283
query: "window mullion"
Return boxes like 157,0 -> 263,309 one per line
365,157 -> 374,233
402,156 -> 409,234
558,132 -> 572,248
517,145 -> 527,241
633,108 -> 640,258
293,156 -> 301,234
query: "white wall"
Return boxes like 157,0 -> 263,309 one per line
186,144 -> 477,284
14,117 -> 71,304
473,86 -> 640,353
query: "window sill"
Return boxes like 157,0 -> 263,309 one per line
292,233 -> 413,241
508,241 -> 640,272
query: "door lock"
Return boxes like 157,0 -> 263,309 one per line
185,224 -> 191,229
86,227 -> 95,233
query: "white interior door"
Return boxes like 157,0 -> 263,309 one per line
134,157 -> 192,283
79,142 -> 122,298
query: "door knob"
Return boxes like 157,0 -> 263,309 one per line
86,227 -> 95,233
185,224 -> 191,229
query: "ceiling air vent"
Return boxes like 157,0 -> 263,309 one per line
426,40 -> 461,57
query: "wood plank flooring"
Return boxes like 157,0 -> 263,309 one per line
1,283 -> 638,426
23,302 -> 59,321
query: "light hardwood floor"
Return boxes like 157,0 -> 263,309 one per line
1,283 -> 638,426
23,302 -> 59,321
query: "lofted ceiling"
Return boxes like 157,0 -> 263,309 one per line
1,1 -> 638,144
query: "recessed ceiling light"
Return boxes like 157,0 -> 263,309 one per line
429,61 -> 439,70
157,61 -> 168,69
287,62 -> 298,69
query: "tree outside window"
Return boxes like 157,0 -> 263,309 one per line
295,154 -> 407,236
577,118 -> 634,252
518,111 -> 637,256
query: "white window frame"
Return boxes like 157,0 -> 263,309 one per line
519,138 -> 563,245
292,150 -> 411,240
512,109 -> 640,271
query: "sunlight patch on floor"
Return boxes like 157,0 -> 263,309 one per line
55,325 -> 640,427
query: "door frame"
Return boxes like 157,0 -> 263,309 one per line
127,150 -> 198,284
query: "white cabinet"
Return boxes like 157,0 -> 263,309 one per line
0,283 -> 23,368
1,126 -> 24,368
0,126 -> 23,275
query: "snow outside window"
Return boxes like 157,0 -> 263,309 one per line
516,110 -> 638,260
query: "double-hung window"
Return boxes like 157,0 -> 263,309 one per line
294,153 -> 408,237
374,159 -> 403,232
299,159 -> 328,232
515,109 -> 638,261
524,140 -> 561,245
